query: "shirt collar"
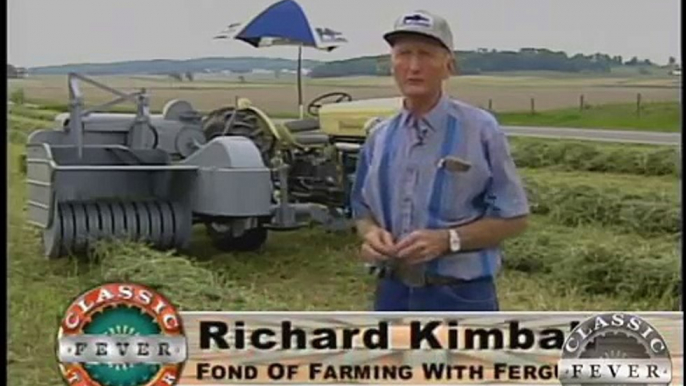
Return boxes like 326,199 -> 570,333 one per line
400,93 -> 451,133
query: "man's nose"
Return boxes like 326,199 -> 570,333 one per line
408,55 -> 422,72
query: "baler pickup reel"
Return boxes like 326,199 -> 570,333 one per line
25,73 -> 351,259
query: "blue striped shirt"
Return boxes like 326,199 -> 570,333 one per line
351,94 -> 530,280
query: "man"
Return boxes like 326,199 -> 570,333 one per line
351,10 -> 530,311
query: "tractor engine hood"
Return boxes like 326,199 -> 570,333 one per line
318,97 -> 402,138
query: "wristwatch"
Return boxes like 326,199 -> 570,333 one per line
448,229 -> 462,253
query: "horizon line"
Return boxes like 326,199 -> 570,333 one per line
11,46 -> 679,69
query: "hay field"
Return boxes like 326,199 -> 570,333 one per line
7,101 -> 682,384
8,72 -> 680,116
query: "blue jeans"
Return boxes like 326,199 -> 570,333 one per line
374,276 -> 500,311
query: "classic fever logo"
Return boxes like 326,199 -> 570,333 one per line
57,283 -> 188,386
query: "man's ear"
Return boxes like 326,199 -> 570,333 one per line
444,58 -> 456,79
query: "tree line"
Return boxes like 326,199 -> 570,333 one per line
309,48 -> 670,78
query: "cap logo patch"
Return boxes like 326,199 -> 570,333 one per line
401,13 -> 433,27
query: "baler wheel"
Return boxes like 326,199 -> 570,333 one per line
205,222 -> 268,252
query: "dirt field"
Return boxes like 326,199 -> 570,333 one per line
8,73 -> 681,115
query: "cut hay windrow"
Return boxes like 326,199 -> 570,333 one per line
89,241 -> 291,311
503,218 -> 680,304
523,177 -> 680,235
510,138 -> 680,176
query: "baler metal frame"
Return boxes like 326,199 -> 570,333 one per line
25,73 -> 352,259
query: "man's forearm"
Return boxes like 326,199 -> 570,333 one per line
455,216 -> 528,251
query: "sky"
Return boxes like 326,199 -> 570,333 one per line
7,0 -> 682,68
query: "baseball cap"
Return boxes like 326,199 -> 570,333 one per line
383,10 -> 454,53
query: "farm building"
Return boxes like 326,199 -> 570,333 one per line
7,65 -> 27,78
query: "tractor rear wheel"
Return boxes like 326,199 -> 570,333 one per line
202,108 -> 275,165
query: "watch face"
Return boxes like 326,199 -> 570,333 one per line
450,230 -> 461,252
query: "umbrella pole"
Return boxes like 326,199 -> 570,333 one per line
297,44 -> 303,119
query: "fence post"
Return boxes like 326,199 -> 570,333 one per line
488,99 -> 493,111
637,93 -> 642,118
580,95 -> 584,111
530,98 -> 535,115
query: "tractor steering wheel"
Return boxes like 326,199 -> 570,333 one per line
307,92 -> 353,117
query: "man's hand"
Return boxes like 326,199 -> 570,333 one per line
395,229 -> 449,264
360,227 -> 396,263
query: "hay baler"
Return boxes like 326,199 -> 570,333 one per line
26,73 -> 402,259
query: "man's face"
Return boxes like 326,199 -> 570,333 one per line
390,35 -> 453,99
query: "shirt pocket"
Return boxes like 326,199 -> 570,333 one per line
437,159 -> 490,224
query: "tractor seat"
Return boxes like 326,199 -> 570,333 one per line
283,118 -> 320,133
292,131 -> 330,146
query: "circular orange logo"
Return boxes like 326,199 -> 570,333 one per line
57,283 -> 187,386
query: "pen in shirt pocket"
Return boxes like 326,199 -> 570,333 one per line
438,156 -> 472,172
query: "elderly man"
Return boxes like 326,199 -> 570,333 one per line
351,10 -> 530,311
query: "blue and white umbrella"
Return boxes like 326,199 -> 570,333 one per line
214,0 -> 348,118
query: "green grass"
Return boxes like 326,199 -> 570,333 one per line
7,115 -> 54,144
7,109 -> 682,385
503,215 -> 679,304
17,95 -> 681,132
12,229 -> 674,386
496,101 -> 681,132
8,136 -> 679,311
521,169 -> 680,236
520,167 -> 680,197
479,66 -> 675,79
8,105 -> 62,121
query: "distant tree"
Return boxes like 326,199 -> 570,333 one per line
10,88 -> 25,104
668,56 -> 676,66
375,57 -> 391,75
626,56 -> 639,66
185,72 -> 194,81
